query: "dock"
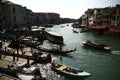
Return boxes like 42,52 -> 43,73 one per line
0,56 -> 33,68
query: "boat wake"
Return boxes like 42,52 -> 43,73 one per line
111,50 -> 120,56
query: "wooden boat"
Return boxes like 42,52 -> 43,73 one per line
44,30 -> 63,44
72,23 -> 80,28
80,28 -> 89,33
0,73 -> 20,80
82,40 -> 111,51
51,62 -> 91,78
73,29 -> 79,33
17,62 -> 46,80
0,67 -> 20,79
0,61 -> 46,80
20,36 -> 41,47
18,74 -> 46,80
0,61 -> 27,79
37,47 -> 76,54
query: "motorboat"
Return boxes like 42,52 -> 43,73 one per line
82,40 -> 111,51
51,62 -> 91,78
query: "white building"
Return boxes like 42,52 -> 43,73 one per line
88,16 -> 94,26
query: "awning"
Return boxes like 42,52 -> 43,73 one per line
109,27 -> 120,33
89,26 -> 106,29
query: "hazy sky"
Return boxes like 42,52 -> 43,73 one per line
9,0 -> 120,19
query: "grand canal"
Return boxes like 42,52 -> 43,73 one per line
1,23 -> 120,80
42,23 -> 120,80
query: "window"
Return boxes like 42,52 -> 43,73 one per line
13,7 -> 16,14
13,16 -> 16,22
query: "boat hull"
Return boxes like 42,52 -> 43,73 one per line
0,67 -> 19,79
51,63 -> 91,78
82,41 -> 111,51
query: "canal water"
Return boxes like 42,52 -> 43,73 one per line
42,23 -> 120,80
1,23 -> 120,80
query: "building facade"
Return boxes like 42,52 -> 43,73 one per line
0,0 -> 28,29
33,12 -> 60,26
81,4 -> 120,28
1,0 -> 73,30
9,5 -> 27,29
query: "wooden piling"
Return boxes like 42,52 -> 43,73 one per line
27,56 -> 29,65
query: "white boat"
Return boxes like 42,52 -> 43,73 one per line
51,62 -> 91,78
44,30 -> 63,44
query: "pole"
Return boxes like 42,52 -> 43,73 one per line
27,56 -> 29,65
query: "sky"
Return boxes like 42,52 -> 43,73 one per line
9,0 -> 120,19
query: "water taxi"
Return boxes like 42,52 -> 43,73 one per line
82,40 -> 111,51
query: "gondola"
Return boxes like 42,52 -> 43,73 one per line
51,62 -> 91,78
82,40 -> 111,51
